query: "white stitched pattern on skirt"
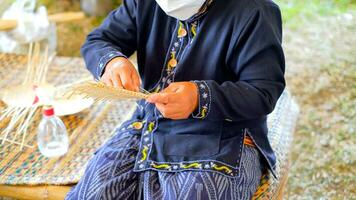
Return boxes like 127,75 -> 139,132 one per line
65,130 -> 263,200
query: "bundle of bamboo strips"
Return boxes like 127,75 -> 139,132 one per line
0,43 -> 53,150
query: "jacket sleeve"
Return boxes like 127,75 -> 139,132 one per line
81,0 -> 138,80
192,3 -> 285,121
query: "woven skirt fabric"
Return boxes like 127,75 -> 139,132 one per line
65,127 -> 264,200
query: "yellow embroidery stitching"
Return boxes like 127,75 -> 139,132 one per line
148,122 -> 155,132
178,22 -> 183,34
181,163 -> 201,169
212,165 -> 232,173
151,163 -> 171,169
197,107 -> 207,119
140,146 -> 148,162
191,24 -> 197,37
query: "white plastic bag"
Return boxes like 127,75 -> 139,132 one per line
0,0 -> 56,53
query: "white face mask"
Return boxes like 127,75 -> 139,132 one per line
155,0 -> 206,21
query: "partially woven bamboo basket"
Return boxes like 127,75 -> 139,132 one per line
65,81 -> 150,103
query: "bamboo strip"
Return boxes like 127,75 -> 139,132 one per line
19,107 -> 38,150
0,138 -> 34,148
1,108 -> 27,145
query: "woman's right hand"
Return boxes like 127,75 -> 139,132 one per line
100,57 -> 141,92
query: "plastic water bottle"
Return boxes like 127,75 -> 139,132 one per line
37,106 -> 69,157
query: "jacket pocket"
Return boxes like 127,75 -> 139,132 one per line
163,133 -> 221,157
150,119 -> 223,162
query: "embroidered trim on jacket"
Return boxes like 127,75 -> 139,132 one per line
191,80 -> 211,119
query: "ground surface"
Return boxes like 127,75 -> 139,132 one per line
1,0 -> 356,199
283,13 -> 356,200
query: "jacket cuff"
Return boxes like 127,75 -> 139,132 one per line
191,80 -> 211,119
96,50 -> 127,80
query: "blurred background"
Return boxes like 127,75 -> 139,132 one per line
1,0 -> 355,199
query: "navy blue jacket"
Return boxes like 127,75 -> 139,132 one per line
82,0 -> 285,177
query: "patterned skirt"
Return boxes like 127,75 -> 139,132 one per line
65,127 -> 264,200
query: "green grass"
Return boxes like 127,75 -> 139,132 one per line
275,0 -> 356,27
279,0 -> 356,197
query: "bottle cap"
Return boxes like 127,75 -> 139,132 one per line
43,106 -> 55,117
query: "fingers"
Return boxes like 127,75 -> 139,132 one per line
156,103 -> 189,120
148,92 -> 188,119
155,103 -> 186,119
119,70 -> 135,91
108,79 -> 114,87
146,83 -> 181,103
100,75 -> 114,87
112,73 -> 124,89
146,82 -> 182,103
146,93 -> 171,104
163,82 -> 181,93
146,82 -> 198,120
100,57 -> 141,92
131,72 -> 141,92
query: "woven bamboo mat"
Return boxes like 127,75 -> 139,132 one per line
0,53 -> 300,198
253,90 -> 299,199
0,54 -> 136,185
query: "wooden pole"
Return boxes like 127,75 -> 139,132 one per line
0,19 -> 17,31
0,12 -> 85,31
48,12 -> 85,24
0,185 -> 73,200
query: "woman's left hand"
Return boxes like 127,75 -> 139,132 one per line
146,82 -> 199,120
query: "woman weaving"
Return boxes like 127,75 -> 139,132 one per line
66,0 -> 285,199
